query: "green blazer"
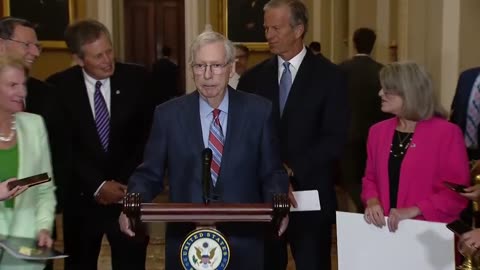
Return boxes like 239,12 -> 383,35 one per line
0,112 -> 56,239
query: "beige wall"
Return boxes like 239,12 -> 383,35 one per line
459,0 -> 480,73
29,0 -> 87,80
28,0 -> 480,104
348,0 -> 377,57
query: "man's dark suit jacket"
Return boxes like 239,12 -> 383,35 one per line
339,55 -> 387,143
337,55 -> 388,210
46,63 -> 154,203
237,49 -> 349,223
26,77 -> 67,212
128,88 -> 288,269
451,67 -> 480,159
151,58 -> 178,104
46,62 -> 154,269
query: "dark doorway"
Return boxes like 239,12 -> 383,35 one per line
124,0 -> 185,93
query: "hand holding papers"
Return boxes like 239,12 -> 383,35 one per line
336,212 -> 455,270
290,190 -> 320,212
7,173 -> 50,190
0,235 -> 67,260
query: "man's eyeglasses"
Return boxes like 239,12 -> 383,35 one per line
192,63 -> 230,75
6,38 -> 42,52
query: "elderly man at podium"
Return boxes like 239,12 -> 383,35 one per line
119,30 -> 289,270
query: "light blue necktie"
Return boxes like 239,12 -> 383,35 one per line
279,62 -> 292,116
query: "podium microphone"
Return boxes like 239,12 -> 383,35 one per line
202,148 -> 213,204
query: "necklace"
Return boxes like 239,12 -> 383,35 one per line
397,131 -> 412,148
390,130 -> 413,157
0,117 -> 16,142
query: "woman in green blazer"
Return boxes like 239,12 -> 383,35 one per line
0,55 -> 56,268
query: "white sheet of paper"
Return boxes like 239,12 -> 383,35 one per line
336,211 -> 455,270
290,190 -> 321,212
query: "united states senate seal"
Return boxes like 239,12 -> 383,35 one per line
180,228 -> 230,270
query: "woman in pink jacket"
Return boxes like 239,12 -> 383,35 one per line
362,61 -> 469,232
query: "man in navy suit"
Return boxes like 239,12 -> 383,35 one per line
338,28 -> 388,212
237,0 -> 348,269
47,20 -> 153,270
451,67 -> 480,162
119,30 -> 288,269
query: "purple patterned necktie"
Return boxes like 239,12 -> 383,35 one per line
94,81 -> 110,151
208,109 -> 224,186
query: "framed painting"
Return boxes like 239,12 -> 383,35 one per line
221,0 -> 269,51
3,0 -> 74,48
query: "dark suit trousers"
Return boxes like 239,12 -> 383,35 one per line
265,212 -> 333,270
339,141 -> 367,212
63,196 -> 148,270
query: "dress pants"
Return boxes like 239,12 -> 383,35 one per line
63,196 -> 148,270
264,212 -> 333,270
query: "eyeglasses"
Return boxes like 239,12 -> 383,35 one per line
192,63 -> 230,75
6,38 -> 42,52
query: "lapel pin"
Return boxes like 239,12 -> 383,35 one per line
115,90 -> 121,95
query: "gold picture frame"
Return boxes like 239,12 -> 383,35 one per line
3,0 -> 74,49
220,0 -> 269,51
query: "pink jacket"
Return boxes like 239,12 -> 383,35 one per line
361,117 -> 469,223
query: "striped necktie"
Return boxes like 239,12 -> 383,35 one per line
465,80 -> 480,148
208,109 -> 224,186
94,81 -> 110,151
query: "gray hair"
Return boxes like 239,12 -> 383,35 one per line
380,61 -> 447,121
0,54 -> 28,76
264,0 -> 309,36
64,19 -> 112,58
189,31 -> 235,65
0,17 -> 35,40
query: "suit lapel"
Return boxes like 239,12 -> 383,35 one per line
458,71 -> 480,131
262,58 -> 281,123
215,88 -> 246,197
282,49 -> 314,118
73,68 -> 106,156
109,67 -> 121,147
181,91 -> 205,152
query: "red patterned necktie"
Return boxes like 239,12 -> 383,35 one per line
208,109 -> 224,186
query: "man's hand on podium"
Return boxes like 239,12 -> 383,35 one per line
96,180 -> 127,205
283,163 -> 298,208
460,184 -> 480,202
459,228 -> 480,257
119,212 -> 135,237
278,215 -> 289,236
288,183 -> 297,208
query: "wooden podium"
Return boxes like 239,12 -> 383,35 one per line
123,193 -> 290,269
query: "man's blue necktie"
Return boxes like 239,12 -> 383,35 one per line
94,81 -> 110,151
279,62 -> 292,116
